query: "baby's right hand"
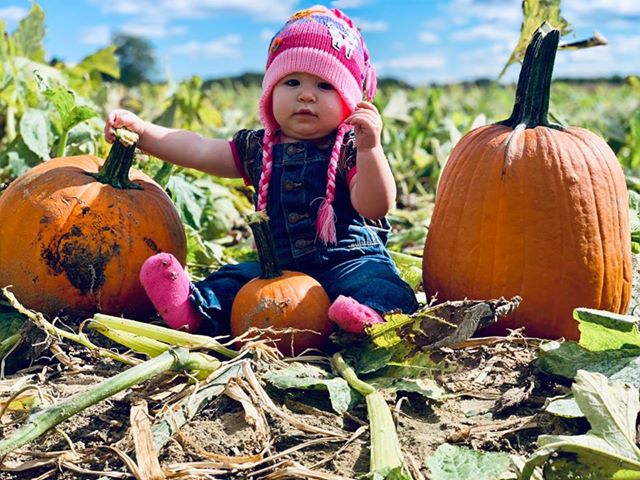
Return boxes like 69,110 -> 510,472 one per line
104,109 -> 147,144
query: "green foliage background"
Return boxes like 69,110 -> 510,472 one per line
2,4 -> 640,276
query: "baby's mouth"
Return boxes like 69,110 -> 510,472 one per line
294,109 -> 317,116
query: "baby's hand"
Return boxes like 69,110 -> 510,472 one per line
104,109 -> 147,144
345,101 -> 382,151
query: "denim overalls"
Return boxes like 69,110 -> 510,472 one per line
191,129 -> 419,334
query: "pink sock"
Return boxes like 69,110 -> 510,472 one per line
139,253 -> 202,332
328,295 -> 385,334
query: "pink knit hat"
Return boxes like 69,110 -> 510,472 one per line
257,5 -> 377,244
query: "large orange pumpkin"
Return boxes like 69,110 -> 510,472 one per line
422,25 -> 631,340
231,213 -> 333,356
0,130 -> 186,318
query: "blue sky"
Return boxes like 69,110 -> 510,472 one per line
2,1 -> 639,85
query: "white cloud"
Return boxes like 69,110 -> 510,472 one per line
170,34 -> 242,57
381,54 -> 446,70
563,0 -> 640,16
89,0 -> 296,22
451,24 -> 518,43
418,32 -> 439,44
261,29 -> 275,41
444,0 -> 521,25
0,6 -> 27,22
352,18 -> 388,32
331,0 -> 373,8
608,34 -> 640,54
121,23 -> 187,38
80,25 -> 112,45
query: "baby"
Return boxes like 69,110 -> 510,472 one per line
105,5 -> 419,336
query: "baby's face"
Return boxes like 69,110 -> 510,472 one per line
272,72 -> 349,141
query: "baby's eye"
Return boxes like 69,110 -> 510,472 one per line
284,79 -> 300,86
318,82 -> 334,90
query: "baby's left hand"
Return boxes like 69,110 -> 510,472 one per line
345,101 -> 382,151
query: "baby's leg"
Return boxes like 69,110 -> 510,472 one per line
191,262 -> 262,335
316,253 -> 419,333
140,253 -> 201,331
140,253 -> 261,334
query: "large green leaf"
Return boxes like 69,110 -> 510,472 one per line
537,341 -> 640,384
264,362 -> 355,414
19,108 -> 50,160
576,308 -> 640,351
522,371 -> 640,479
499,0 -> 571,77
11,3 -> 45,62
76,46 -> 120,78
427,443 -> 511,480
167,175 -> 205,229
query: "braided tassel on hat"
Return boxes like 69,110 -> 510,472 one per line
315,123 -> 351,244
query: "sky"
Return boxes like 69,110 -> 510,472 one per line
2,0 -> 639,85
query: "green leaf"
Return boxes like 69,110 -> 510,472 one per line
521,370 -> 640,479
543,453 -> 640,479
64,105 -> 99,132
576,308 -> 640,351
263,362 -> 354,414
11,3 -> 45,62
628,191 -> 640,254
76,46 -> 120,78
167,175 -> 205,229
426,443 -> 511,480
500,0 -> 571,77
388,250 -> 422,291
43,86 -> 76,124
19,108 -> 50,160
537,341 -> 640,383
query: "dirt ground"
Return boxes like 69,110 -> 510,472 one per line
1,254 -> 638,479
0,328 -> 576,480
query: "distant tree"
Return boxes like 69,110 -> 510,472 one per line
111,34 -> 157,86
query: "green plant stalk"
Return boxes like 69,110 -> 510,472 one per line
0,348 -> 189,458
90,313 -> 238,359
2,288 -> 133,365
91,323 -> 221,379
56,128 -> 69,158
0,333 -> 20,359
331,353 -> 407,477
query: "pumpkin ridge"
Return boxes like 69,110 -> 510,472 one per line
562,127 -> 608,310
568,127 -> 630,311
541,127 -> 566,326
471,129 -> 510,300
441,126 -> 499,297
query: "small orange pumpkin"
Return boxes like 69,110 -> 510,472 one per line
0,130 -> 186,318
423,25 -> 631,340
230,213 -> 333,355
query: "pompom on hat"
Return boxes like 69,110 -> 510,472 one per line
257,5 -> 377,244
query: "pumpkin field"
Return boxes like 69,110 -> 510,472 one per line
3,3 -> 640,480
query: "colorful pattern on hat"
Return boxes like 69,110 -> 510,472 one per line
256,5 -> 377,245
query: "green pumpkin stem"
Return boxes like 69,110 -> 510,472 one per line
248,212 -> 283,279
499,23 -> 561,129
89,129 -> 143,190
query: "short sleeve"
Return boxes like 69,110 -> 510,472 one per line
230,129 -> 264,186
338,129 -> 357,184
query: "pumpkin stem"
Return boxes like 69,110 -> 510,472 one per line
499,23 -> 561,129
88,129 -> 143,190
248,212 -> 283,279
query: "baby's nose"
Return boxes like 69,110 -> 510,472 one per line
298,90 -> 316,102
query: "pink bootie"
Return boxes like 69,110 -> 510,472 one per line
139,253 -> 202,332
328,295 -> 385,334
